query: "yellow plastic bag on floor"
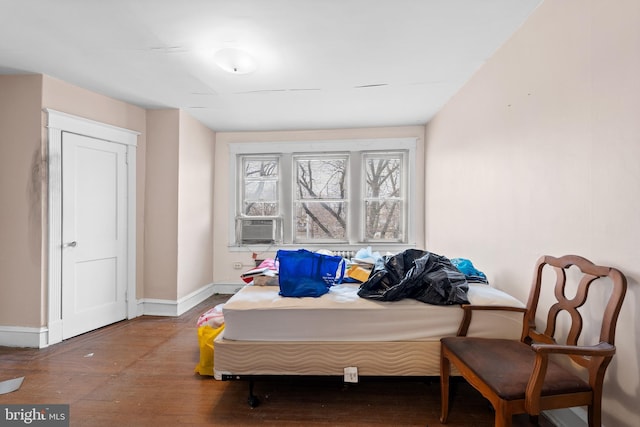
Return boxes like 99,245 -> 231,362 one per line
194,324 -> 224,376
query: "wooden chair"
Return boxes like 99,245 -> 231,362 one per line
440,255 -> 627,427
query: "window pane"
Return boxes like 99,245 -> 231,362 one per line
245,181 -> 277,201
295,158 -> 346,200
243,202 -> 278,216
241,157 -> 279,217
364,153 -> 404,242
245,159 -> 278,178
365,200 -> 402,240
294,201 -> 347,241
365,157 -> 401,198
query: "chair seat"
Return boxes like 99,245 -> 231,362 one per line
442,337 -> 592,401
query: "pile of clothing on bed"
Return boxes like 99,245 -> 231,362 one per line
246,247 -> 488,306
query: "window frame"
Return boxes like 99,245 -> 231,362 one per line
228,138 -> 417,252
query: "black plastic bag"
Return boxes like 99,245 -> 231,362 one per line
357,249 -> 469,305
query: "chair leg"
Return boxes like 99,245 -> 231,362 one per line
588,403 -> 601,427
494,401 -> 513,427
440,352 -> 451,423
588,385 -> 604,427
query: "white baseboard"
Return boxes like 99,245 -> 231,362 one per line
0,295 -> 215,346
0,284 -> 240,348
0,326 -> 48,348
137,283 -> 241,317
212,283 -> 244,295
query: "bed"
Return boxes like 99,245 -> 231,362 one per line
213,282 -> 525,387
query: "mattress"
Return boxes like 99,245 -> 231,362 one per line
221,282 -> 525,342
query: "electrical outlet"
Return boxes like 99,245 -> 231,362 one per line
344,366 -> 358,383
233,262 -> 243,270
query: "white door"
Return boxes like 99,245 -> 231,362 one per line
61,132 -> 128,339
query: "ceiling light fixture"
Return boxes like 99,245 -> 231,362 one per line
214,48 -> 257,75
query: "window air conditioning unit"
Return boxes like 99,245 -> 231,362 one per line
237,218 -> 278,244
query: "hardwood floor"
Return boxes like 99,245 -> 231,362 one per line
0,294 -> 553,426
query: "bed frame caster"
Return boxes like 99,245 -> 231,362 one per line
247,380 -> 260,408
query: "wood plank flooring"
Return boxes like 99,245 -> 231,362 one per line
0,294 -> 553,426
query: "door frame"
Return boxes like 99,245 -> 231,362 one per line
46,109 -> 139,346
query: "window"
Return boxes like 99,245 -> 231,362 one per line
363,153 -> 404,242
241,157 -> 279,216
230,138 -> 416,249
294,154 -> 349,242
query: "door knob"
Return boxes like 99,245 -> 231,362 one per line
63,241 -> 77,248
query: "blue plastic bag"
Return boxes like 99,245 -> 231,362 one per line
277,249 -> 346,297
450,258 -> 488,283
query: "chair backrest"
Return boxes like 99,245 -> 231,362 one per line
522,255 -> 627,370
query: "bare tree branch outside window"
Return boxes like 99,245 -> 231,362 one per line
294,156 -> 347,241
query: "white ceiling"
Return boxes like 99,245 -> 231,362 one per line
0,0 -> 541,132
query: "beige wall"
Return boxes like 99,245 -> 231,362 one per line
177,111 -> 214,299
144,109 -> 215,301
0,75 -> 45,327
425,1 -> 640,425
145,109 -> 180,300
213,126 -> 425,285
